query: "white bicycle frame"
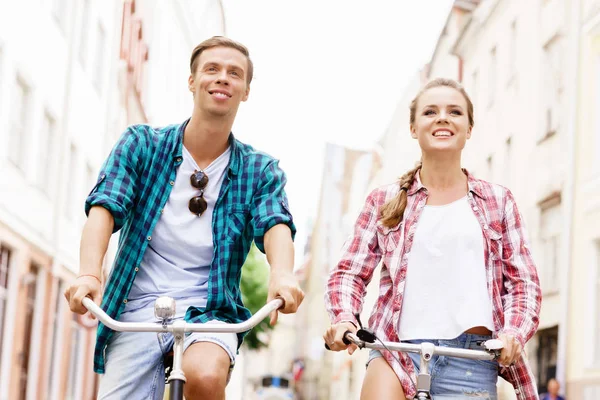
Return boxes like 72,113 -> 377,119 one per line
82,296 -> 284,400
342,332 -> 503,400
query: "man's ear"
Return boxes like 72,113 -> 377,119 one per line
188,75 -> 195,93
242,84 -> 250,102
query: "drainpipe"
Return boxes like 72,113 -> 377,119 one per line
556,0 -> 582,392
217,0 -> 227,36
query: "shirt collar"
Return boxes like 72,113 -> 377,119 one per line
407,168 -> 487,199
173,118 -> 241,176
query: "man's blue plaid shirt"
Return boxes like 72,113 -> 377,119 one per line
85,119 -> 295,373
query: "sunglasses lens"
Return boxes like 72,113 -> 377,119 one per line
188,196 -> 207,216
190,170 -> 209,189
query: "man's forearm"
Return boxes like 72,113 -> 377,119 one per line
263,224 -> 294,273
80,206 -> 115,279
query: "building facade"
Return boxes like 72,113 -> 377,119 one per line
567,0 -> 600,397
0,1 -> 226,399
0,0 -> 122,399
453,0 -> 579,395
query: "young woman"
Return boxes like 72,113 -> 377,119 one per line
324,78 -> 541,400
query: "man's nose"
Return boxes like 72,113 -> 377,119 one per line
215,71 -> 230,85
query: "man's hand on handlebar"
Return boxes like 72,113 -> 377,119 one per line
323,322 -> 359,355
64,275 -> 102,316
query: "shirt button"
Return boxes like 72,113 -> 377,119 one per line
160,209 -> 164,214
169,181 -> 174,186
135,267 -> 139,272
147,236 -> 152,241
176,157 -> 182,162
473,206 -> 479,211
123,299 -> 128,304
483,225 -> 489,230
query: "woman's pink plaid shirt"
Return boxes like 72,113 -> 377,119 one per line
325,171 -> 542,400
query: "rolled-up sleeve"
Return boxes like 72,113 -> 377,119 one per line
499,189 -> 542,347
85,127 -> 142,232
251,160 -> 296,253
325,189 -> 382,327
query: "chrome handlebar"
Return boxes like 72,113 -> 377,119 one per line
81,296 -> 284,333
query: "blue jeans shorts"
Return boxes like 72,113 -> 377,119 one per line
366,333 -> 499,399
97,320 -> 238,400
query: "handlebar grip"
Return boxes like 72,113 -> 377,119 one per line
324,330 -> 352,350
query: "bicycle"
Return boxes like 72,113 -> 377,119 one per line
82,296 -> 284,400
325,319 -> 504,400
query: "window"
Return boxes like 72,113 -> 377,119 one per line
0,246 -> 12,374
539,197 -> 561,294
65,314 -> 84,400
536,327 -> 558,394
37,112 -> 56,193
488,47 -> 497,107
78,0 -> 90,67
509,20 -> 517,82
94,23 -> 106,92
595,241 -> 600,364
52,0 -> 68,32
8,77 -> 30,170
47,279 -> 64,397
86,163 -> 95,193
470,70 -> 478,109
18,265 -> 39,400
0,47 -> 4,110
541,36 -> 564,139
594,38 -> 600,172
504,137 -> 512,186
65,144 -> 77,218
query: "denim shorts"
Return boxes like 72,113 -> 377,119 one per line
97,320 -> 238,400
367,333 -> 499,399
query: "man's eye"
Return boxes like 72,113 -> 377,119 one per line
230,71 -> 239,76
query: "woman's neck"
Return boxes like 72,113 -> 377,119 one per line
419,155 -> 466,190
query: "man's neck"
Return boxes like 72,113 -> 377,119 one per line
183,110 -> 233,169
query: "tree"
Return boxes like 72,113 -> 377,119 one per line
240,242 -> 273,349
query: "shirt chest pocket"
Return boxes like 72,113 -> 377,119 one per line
377,222 -> 403,254
486,226 -> 503,261
225,204 -> 251,242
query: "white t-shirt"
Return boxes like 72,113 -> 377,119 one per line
398,196 -> 495,340
120,145 -> 231,322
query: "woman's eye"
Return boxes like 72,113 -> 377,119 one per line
424,110 -> 435,115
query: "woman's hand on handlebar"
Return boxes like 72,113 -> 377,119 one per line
323,321 -> 358,354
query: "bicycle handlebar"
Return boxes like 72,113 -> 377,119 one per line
326,330 -> 501,361
81,296 -> 284,333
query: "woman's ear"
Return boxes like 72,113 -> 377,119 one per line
410,124 -> 417,139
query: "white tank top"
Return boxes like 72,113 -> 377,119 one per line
397,196 -> 494,340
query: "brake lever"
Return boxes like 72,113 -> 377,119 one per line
482,339 -> 504,359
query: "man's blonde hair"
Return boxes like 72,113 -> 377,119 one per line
189,36 -> 253,84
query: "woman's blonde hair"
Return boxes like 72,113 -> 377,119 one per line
379,78 -> 474,228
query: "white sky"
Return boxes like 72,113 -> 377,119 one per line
221,1 -> 455,262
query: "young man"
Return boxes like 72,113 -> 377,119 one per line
64,36 -> 304,400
